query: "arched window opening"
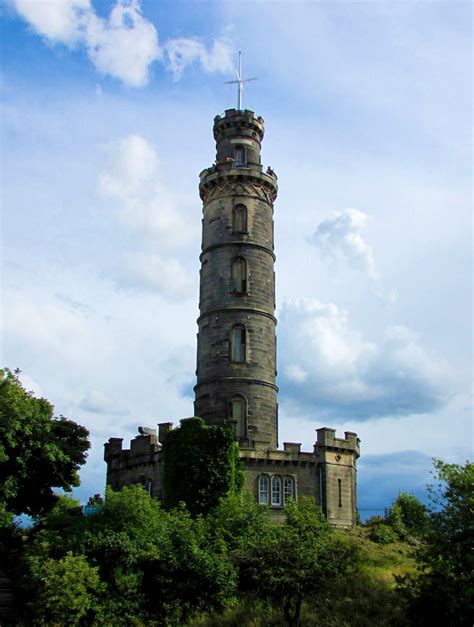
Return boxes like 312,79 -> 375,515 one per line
338,478 -> 342,508
230,395 -> 246,438
231,257 -> 247,293
271,476 -> 282,506
233,204 -> 247,233
231,325 -> 246,363
283,476 -> 295,504
259,475 -> 269,505
235,146 -> 245,166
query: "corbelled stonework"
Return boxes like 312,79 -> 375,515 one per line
104,107 -> 360,527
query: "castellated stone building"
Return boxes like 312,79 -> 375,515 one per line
104,108 -> 360,527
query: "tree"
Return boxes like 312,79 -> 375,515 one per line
236,498 -> 359,626
0,368 -> 90,518
398,459 -> 474,626
17,485 -> 237,625
162,416 -> 244,515
386,491 -> 429,538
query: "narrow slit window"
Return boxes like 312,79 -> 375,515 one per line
231,325 -> 246,363
230,395 -> 246,438
338,478 -> 342,508
233,205 -> 247,232
283,476 -> 295,504
271,476 -> 282,506
235,146 -> 245,166
231,257 -> 247,293
259,475 -> 269,505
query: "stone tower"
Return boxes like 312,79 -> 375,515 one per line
194,109 -> 279,449
104,106 -> 360,527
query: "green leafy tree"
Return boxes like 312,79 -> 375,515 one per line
398,459 -> 474,626
162,416 -> 244,515
17,486 -> 237,625
236,498 -> 359,626
386,492 -> 429,538
0,368 -> 90,518
32,553 -> 106,626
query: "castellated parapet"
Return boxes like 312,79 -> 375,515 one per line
104,107 -> 360,527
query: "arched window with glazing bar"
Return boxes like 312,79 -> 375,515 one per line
259,475 -> 269,505
271,475 -> 282,506
229,394 -> 247,438
233,204 -> 247,233
230,257 -> 247,293
231,325 -> 246,363
283,476 -> 295,504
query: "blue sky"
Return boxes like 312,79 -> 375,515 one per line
1,0 -> 472,508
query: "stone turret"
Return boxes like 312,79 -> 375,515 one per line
103,106 -> 361,528
194,109 -> 279,449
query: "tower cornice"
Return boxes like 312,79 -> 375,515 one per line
199,168 -> 278,203
197,307 -> 277,325
200,241 -> 276,262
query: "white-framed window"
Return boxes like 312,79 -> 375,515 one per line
283,476 -> 295,504
230,395 -> 246,438
230,257 -> 247,293
233,204 -> 247,232
271,475 -> 282,506
259,474 -> 269,505
231,325 -> 246,363
235,146 -> 245,166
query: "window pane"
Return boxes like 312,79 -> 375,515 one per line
233,206 -> 247,232
231,397 -> 245,437
271,476 -> 282,506
284,476 -> 294,504
235,147 -> 245,166
259,475 -> 269,505
231,258 -> 246,293
232,326 -> 245,362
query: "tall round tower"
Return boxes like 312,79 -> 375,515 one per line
194,109 -> 278,450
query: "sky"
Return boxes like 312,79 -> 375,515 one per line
1,0 -> 472,509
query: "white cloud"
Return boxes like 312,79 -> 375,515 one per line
84,0 -> 162,88
98,134 -> 196,249
79,390 -> 130,416
278,298 -> 451,420
14,0 -> 160,87
165,35 -> 233,80
14,1 -> 233,86
310,208 -> 378,279
122,252 -> 194,300
15,0 -> 90,45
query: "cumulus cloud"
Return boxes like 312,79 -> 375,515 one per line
79,390 -> 130,416
14,0 -> 233,86
121,252 -> 194,300
165,36 -> 233,80
98,134 -> 195,249
15,0 -> 161,87
310,208 -> 378,279
278,298 -> 451,420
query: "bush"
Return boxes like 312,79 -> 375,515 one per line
369,523 -> 398,545
387,493 -> 429,538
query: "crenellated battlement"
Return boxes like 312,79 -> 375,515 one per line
316,427 -> 360,455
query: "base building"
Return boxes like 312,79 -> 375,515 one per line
105,109 -> 360,527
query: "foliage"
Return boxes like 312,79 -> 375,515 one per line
0,368 -> 90,518
32,553 -> 106,626
235,498 -> 359,626
16,485 -> 237,625
397,459 -> 474,626
369,522 -> 398,545
386,492 -> 429,539
162,416 -> 244,515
